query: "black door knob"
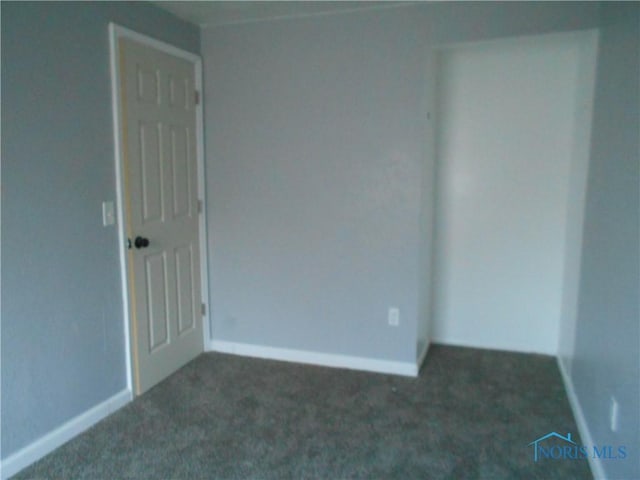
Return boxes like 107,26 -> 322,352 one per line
134,236 -> 150,249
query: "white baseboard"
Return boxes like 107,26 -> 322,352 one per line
210,340 -> 421,377
1,389 -> 132,480
557,357 -> 604,480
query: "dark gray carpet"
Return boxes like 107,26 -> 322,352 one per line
12,345 -> 592,479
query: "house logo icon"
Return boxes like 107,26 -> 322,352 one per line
528,432 -> 576,462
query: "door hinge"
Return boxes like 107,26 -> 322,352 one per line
197,199 -> 203,214
201,303 -> 207,316
195,90 -> 200,106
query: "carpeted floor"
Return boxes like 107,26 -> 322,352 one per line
12,345 -> 592,479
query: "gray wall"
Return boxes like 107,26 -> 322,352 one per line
202,3 -> 599,364
203,8 -> 427,363
1,1 -> 199,459
570,3 -> 639,479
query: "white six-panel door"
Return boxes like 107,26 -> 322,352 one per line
119,38 -> 203,394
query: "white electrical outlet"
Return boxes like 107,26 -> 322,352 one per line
102,201 -> 116,226
388,307 -> 400,327
610,396 -> 619,432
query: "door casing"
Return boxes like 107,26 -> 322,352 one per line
109,23 -> 210,394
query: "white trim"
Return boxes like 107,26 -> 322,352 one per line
0,389 -> 132,480
210,340 -> 420,377
109,23 -> 133,392
108,23 -> 211,393
557,358 -> 603,480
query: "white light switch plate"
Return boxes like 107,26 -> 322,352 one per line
388,307 -> 400,326
102,201 -> 116,226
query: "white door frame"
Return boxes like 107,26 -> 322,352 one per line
108,23 -> 210,393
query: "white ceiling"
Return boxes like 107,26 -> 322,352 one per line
152,1 -> 416,27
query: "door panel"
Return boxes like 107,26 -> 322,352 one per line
120,38 -> 203,394
170,125 -> 192,218
139,122 -> 163,223
145,252 -> 169,351
136,65 -> 159,104
175,245 -> 195,335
